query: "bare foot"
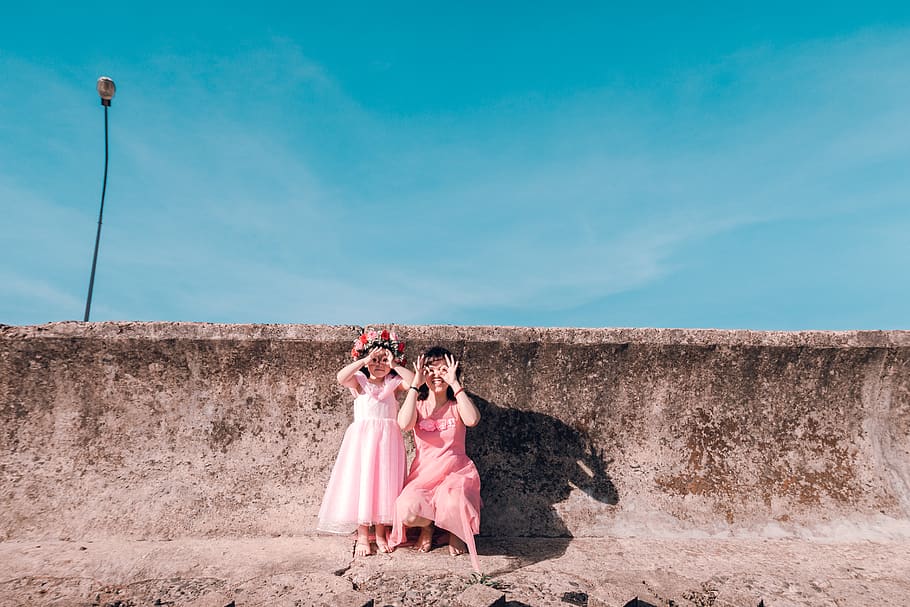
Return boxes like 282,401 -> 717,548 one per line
415,525 -> 433,552
375,525 -> 391,553
448,534 -> 466,556
355,529 -> 372,557
354,540 -> 372,557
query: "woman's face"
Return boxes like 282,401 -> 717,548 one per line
423,357 -> 448,392
366,348 -> 392,379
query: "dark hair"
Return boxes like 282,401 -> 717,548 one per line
359,346 -> 399,378
417,346 -> 460,401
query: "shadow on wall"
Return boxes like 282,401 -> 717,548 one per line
466,395 -> 619,564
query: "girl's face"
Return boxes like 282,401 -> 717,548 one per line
366,348 -> 393,379
423,357 -> 448,392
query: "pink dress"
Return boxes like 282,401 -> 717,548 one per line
390,399 -> 482,572
317,373 -> 406,534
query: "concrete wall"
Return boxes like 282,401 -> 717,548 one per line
2,322 -> 909,542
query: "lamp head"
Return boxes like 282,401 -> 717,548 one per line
97,77 -> 116,107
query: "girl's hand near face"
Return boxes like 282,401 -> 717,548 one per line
362,348 -> 394,382
339,348 -> 379,391
359,348 -> 379,367
366,348 -> 392,369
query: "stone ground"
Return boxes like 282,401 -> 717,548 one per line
1,535 -> 908,607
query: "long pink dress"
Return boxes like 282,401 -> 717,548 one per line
317,373 -> 406,534
390,398 -> 482,572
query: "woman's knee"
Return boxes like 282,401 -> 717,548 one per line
398,499 -> 432,527
402,512 -> 422,526
396,495 -> 417,521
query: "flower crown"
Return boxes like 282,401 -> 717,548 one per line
351,329 -> 406,364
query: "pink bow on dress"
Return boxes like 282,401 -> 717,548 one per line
417,418 -> 457,432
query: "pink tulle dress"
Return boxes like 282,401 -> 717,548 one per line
390,398 -> 483,572
317,373 -> 406,534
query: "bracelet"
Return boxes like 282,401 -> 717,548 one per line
408,385 -> 420,392
453,387 -> 465,397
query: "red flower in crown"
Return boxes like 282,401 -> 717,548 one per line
350,328 -> 406,363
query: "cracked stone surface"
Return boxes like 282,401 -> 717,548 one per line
2,535 -> 908,606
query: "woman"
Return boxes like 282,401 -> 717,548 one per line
389,347 -> 483,572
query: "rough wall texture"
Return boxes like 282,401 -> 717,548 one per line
2,322 -> 909,542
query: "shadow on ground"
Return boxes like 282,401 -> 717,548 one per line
466,394 -> 619,568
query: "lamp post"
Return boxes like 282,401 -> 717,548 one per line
83,76 -> 116,322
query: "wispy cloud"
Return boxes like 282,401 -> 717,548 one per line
3,28 -> 910,327
0,270 -> 84,320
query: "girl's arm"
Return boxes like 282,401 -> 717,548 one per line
443,355 -> 481,427
397,355 -> 425,431
337,355 -> 371,392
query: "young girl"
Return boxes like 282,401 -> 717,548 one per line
317,329 -> 414,556
390,347 -> 483,572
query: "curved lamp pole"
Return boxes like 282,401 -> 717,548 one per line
83,76 -> 116,322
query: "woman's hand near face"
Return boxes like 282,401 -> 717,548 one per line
444,354 -> 480,427
397,354 -> 424,431
442,354 -> 460,389
412,355 -> 426,387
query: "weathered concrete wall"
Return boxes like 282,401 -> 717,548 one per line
2,322 -> 909,542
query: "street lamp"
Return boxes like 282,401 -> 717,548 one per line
83,76 -> 116,321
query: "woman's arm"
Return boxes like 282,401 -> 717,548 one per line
443,355 -> 480,427
450,380 -> 481,427
397,355 -> 425,431
392,360 -> 416,389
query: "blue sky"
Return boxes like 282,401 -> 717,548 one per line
2,3 -> 909,329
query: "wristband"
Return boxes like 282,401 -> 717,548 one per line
453,387 -> 465,397
408,385 -> 420,392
